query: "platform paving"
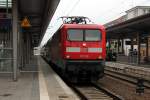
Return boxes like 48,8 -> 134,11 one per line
38,56 -> 79,100
0,56 -> 79,100
0,73 -> 40,100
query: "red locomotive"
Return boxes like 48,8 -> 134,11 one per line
44,16 -> 106,82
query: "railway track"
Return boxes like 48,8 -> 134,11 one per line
105,69 -> 150,89
71,83 -> 123,100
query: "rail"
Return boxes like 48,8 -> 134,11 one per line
105,68 -> 150,89
70,83 -> 123,100
105,62 -> 150,82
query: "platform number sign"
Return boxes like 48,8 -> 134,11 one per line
21,17 -> 31,28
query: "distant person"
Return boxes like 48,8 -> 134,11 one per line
133,49 -> 137,55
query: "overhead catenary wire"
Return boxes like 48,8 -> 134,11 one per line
40,0 -> 149,47
40,0 -> 81,47
65,0 -> 81,16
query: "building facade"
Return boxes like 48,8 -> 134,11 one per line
126,6 -> 150,20
105,6 -> 150,63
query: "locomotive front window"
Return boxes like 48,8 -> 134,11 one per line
67,30 -> 83,41
67,29 -> 101,41
85,30 -> 101,41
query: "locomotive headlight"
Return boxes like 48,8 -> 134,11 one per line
98,55 -> 102,59
82,43 -> 86,46
66,55 -> 70,58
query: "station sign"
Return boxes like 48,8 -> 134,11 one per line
21,17 -> 31,28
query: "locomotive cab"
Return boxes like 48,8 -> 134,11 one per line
65,29 -> 104,60
62,24 -> 106,82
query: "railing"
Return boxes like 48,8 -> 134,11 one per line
117,54 -> 138,64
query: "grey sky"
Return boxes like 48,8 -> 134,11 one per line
40,0 -> 150,47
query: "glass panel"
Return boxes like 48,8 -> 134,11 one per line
0,59 -> 12,72
0,49 -> 12,58
0,0 -> 12,8
85,30 -> 101,41
0,49 -> 13,72
67,29 -> 83,41
0,18 -> 12,72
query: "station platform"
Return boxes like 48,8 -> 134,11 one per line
105,61 -> 150,81
106,61 -> 150,70
0,56 -> 79,100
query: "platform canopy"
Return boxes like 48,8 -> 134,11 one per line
18,0 -> 60,47
106,13 -> 150,39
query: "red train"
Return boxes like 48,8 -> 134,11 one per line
44,16 -> 106,82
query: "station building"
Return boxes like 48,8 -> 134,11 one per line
105,6 -> 150,64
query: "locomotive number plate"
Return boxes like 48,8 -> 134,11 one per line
81,48 -> 88,52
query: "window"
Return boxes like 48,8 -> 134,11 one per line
67,30 -> 83,41
0,0 -> 12,8
85,30 -> 101,41
67,29 -> 101,41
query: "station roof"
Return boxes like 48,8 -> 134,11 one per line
18,0 -> 60,47
106,13 -> 150,39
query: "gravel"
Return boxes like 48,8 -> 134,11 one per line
98,75 -> 150,100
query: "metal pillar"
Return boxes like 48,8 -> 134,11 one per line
20,31 -> 24,68
117,39 -> 120,53
146,38 -> 148,61
18,26 -> 22,70
26,33 -> 29,64
131,38 -> 134,51
22,33 -> 26,67
121,39 -> 124,54
28,34 -> 32,64
148,37 -> 150,59
23,33 -> 31,65
12,0 -> 18,81
137,33 -> 141,64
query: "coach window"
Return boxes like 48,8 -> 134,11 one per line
67,29 -> 83,41
85,30 -> 101,41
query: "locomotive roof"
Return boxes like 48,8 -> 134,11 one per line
62,24 -> 105,30
60,16 -> 87,18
